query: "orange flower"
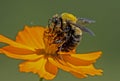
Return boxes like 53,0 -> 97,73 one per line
0,26 -> 102,80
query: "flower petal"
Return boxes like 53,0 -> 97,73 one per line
61,51 -> 103,77
19,57 -> 56,80
48,55 -> 102,79
0,35 -> 34,51
48,57 -> 87,78
71,51 -> 102,61
62,54 -> 94,66
45,60 -> 58,75
16,26 -> 45,49
70,64 -> 103,78
0,46 -> 43,60
1,46 -> 35,55
61,51 -> 102,66
48,57 -> 70,71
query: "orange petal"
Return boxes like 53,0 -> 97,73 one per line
0,35 -> 34,51
1,46 -> 35,55
0,46 -> 43,60
48,55 -> 102,78
71,51 -> 102,61
16,26 -> 45,49
45,60 -> 58,75
48,57 -> 87,78
61,51 -> 103,77
62,51 -> 102,66
79,64 -> 103,76
62,54 -> 95,66
48,57 -> 70,71
71,64 -> 103,78
19,57 -> 56,80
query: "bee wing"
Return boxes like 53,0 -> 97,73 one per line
78,26 -> 95,36
70,22 -> 95,36
77,18 -> 96,26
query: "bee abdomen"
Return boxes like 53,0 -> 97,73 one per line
61,34 -> 81,52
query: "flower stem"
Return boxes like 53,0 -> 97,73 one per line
39,78 -> 43,81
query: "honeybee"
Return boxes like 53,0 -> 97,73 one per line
48,13 -> 95,52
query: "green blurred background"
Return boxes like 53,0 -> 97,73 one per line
0,0 -> 119,81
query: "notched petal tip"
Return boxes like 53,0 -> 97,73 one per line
61,51 -> 102,66
70,65 -> 103,78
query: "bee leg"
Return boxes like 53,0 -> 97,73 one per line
56,40 -> 66,52
56,47 -> 61,54
53,39 -> 62,44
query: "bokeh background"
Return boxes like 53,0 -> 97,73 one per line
0,0 -> 119,81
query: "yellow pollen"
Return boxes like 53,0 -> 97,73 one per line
61,13 -> 77,23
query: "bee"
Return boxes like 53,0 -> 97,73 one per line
48,13 -> 95,52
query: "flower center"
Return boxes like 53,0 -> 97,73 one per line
43,28 -> 60,55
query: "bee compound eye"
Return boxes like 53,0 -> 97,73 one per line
52,17 -> 61,24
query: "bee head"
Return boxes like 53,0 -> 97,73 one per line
48,14 -> 62,27
48,14 -> 63,33
51,14 -> 61,25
